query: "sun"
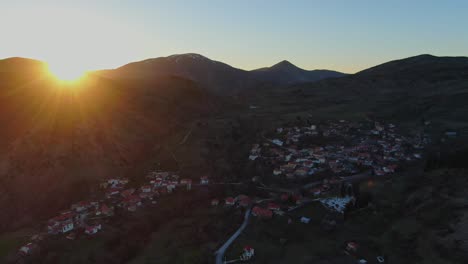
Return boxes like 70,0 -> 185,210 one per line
46,63 -> 86,83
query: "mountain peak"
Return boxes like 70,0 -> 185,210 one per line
271,60 -> 298,69
167,53 -> 211,61
0,57 -> 46,73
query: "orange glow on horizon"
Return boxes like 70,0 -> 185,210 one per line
45,63 -> 87,85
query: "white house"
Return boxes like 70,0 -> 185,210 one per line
271,139 -> 284,146
240,246 -> 255,260
200,176 -> 209,185
19,243 -> 34,255
61,220 -> 74,233
85,224 -> 102,235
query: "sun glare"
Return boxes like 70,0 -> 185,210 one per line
47,63 -> 86,83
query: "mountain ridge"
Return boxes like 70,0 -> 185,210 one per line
96,53 -> 347,93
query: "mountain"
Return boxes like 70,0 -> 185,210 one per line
97,54 -> 346,93
98,53 -> 250,94
252,54 -> 468,130
356,54 -> 468,80
251,60 -> 347,85
0,57 -> 48,87
0,57 -> 46,73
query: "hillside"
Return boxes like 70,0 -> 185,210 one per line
0,61 -> 220,231
245,54 -> 468,134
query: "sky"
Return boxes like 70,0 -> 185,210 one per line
1,0 -> 468,75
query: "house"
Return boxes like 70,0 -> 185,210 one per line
19,243 -> 35,255
240,246 -> 255,260
273,169 -> 282,176
345,241 -> 359,254
249,155 -> 258,161
252,206 -> 273,219
141,185 -> 152,193
139,191 -> 153,199
48,212 -> 75,234
74,210 -> 89,226
294,167 -> 309,177
107,178 -> 120,186
180,178 -> 192,190
48,219 -> 74,234
72,201 -> 92,212
225,197 -> 235,206
96,204 -> 113,217
267,202 -> 280,211
123,195 -> 142,212
445,131 -> 458,138
107,178 -> 128,187
310,187 -> 322,196
271,139 -> 284,146
120,188 -> 135,198
159,187 -> 168,195
382,166 -> 395,173
166,184 -> 176,193
211,198 -> 220,206
200,176 -> 210,185
300,217 -> 311,224
292,194 -> 303,204
85,224 -> 102,235
106,188 -> 121,198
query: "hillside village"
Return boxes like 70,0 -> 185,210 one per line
16,120 -> 429,264
250,120 -> 427,181
244,120 -> 428,228
17,171 -> 211,257
232,120 -> 430,263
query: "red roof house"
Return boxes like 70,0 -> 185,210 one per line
252,206 -> 273,219
225,197 -> 235,206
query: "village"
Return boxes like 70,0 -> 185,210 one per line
250,120 -> 427,182
16,120 -> 428,264
223,119 -> 429,264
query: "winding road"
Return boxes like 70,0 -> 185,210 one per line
215,207 -> 252,264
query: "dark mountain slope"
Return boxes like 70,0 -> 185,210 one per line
357,54 -> 468,81
0,60 -> 219,231
246,54 -> 468,132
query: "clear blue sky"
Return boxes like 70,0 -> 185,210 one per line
1,0 -> 467,73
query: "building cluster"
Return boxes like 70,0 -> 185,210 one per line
250,120 -> 426,180
18,171 -> 210,257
